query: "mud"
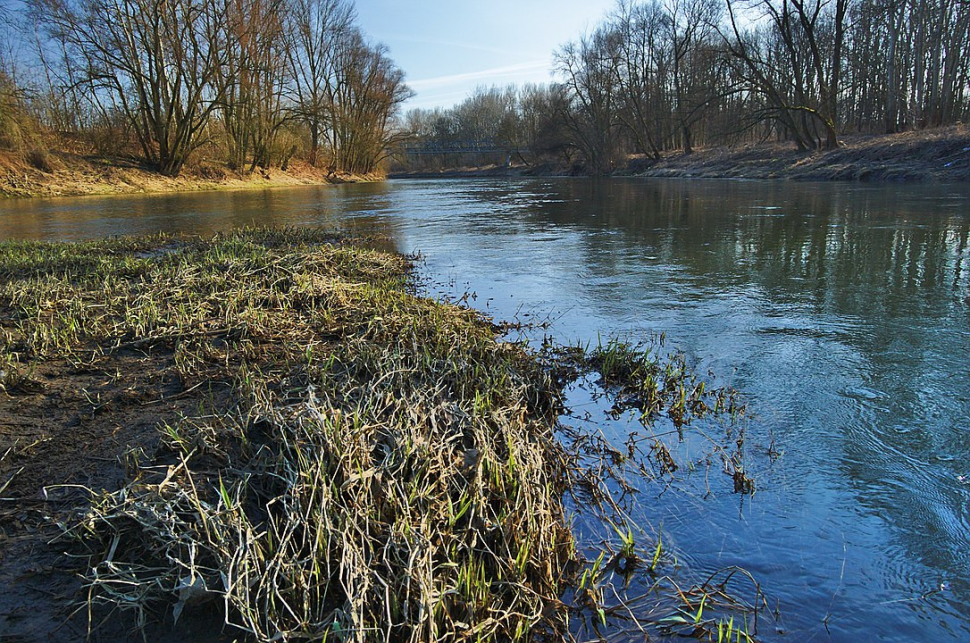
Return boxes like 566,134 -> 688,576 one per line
0,348 -> 233,642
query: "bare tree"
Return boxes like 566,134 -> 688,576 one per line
216,0 -> 289,171
18,0 -> 970,178
327,28 -> 412,174
33,0 -> 230,175
722,0 -> 848,150
285,0 -> 355,167
555,27 -> 625,173
516,84 -> 574,165
666,0 -> 723,153
611,0 -> 670,159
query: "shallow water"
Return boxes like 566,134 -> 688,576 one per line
2,177 -> 969,641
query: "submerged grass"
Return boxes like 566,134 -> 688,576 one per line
0,228 -> 764,642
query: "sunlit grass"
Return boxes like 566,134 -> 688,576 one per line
0,228 -> 765,642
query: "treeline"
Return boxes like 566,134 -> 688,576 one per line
0,0 -> 410,176
398,0 -> 970,174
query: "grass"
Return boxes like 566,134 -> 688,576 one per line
0,228 -> 764,642
582,336 -> 744,428
1,228 -> 574,641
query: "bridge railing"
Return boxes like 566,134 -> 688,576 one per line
402,140 -> 514,156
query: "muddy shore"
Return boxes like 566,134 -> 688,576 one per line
390,126 -> 970,183
0,230 -> 751,642
1,229 -> 566,642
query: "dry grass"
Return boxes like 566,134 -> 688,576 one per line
628,125 -> 970,181
0,72 -> 38,153
0,150 -> 380,198
0,228 -> 762,642
1,229 -> 574,641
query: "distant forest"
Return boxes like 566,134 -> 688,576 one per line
2,0 -> 969,177
0,0 -> 409,176
399,0 -> 970,173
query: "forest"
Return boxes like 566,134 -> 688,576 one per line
0,0 -> 409,177
1,0 -> 969,178
399,0 -> 970,174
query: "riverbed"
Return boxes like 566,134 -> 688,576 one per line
2,177 -> 968,641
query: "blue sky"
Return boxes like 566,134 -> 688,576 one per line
354,0 -> 618,110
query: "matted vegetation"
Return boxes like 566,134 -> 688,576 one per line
0,228 -> 762,642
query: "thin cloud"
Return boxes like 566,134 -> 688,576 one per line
407,94 -> 473,112
408,61 -> 551,91
381,35 -> 521,58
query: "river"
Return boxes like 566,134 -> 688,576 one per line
2,177 -> 969,641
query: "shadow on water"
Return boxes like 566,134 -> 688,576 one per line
0,186 -> 402,253
2,178 -> 970,641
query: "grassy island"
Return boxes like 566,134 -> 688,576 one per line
0,229 -> 757,642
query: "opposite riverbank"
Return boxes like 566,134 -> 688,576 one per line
390,126 -> 970,182
0,150 -> 378,199
6,127 -> 967,197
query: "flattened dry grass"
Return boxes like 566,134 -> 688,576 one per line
0,228 -> 576,641
1,228 -> 765,642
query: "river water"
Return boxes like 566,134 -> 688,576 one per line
2,178 -> 969,641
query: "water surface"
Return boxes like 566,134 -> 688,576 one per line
2,178 -> 969,641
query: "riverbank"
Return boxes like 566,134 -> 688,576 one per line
0,150 -> 378,199
0,228 -> 751,642
0,229 -> 572,641
390,126 -> 970,182
631,126 -> 970,181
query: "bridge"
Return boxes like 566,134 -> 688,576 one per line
402,140 -> 516,156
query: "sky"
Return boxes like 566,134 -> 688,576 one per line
354,1 -> 618,112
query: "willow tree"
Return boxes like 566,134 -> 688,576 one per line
32,0 -> 229,175
326,29 -> 411,175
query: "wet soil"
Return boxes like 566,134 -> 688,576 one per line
0,348 -> 234,642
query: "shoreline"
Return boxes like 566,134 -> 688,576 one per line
0,150 -> 380,199
4,127 -> 966,198
389,127 -> 970,183
0,229 -> 752,642
0,229 -> 572,641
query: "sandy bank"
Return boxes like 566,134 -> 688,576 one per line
0,151 -> 379,199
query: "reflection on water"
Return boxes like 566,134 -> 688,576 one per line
2,178 -> 969,641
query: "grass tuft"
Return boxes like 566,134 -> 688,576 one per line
1,228 -> 575,641
0,228 -> 764,641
